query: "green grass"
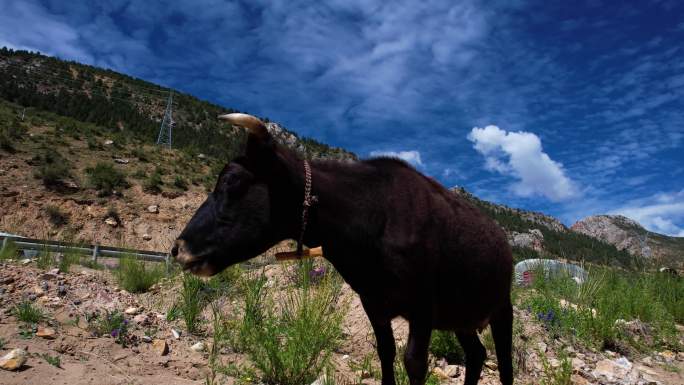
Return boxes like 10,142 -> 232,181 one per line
180,273 -> 206,334
93,310 -> 128,345
115,255 -> 165,293
143,167 -> 164,194
13,300 -> 44,323
429,330 -> 465,364
58,249 -> 81,273
539,351 -> 572,385
42,353 -> 61,368
36,248 -> 55,269
0,239 -> 19,260
232,269 -> 346,385
522,266 -> 683,352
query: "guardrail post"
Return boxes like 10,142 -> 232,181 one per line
92,244 -> 99,264
1,237 -> 9,256
165,253 -> 171,274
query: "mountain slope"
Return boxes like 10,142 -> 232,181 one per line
572,215 -> 684,268
0,48 -> 355,162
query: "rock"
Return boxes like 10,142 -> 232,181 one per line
133,314 -> 149,324
104,140 -> 114,145
36,326 -> 57,339
33,286 -> 45,297
171,329 -> 181,339
142,335 -> 153,343
190,342 -> 205,352
114,158 -> 129,164
658,350 -> 675,363
484,360 -> 498,370
152,339 -> 169,356
104,217 -> 118,227
431,367 -> 450,380
548,358 -> 560,368
21,258 -> 32,265
147,205 -> 159,213
443,364 -> 460,377
310,374 -> 329,385
57,285 -> 67,296
48,268 -> 60,275
570,374 -> 591,385
124,307 -> 139,315
537,341 -> 547,353
592,357 -> 635,383
571,357 -> 585,371
142,234 -> 152,241
0,348 -> 28,371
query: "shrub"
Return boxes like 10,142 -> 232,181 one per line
173,175 -> 188,191
86,162 -> 128,195
45,205 -> 69,226
234,270 -> 346,385
143,169 -> 163,194
429,330 -> 465,364
34,151 -> 71,187
58,250 -> 80,273
36,249 -> 55,270
13,300 -> 44,324
115,255 -> 165,293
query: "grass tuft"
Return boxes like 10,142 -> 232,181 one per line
13,300 -> 44,324
115,255 -> 165,293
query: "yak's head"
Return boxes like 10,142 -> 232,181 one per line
172,113 -> 299,276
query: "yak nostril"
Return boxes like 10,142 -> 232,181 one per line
172,239 -> 186,259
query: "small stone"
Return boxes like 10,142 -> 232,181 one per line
73,298 -> 82,305
36,326 -> 57,339
33,286 -> 45,297
104,217 -> 118,227
124,307 -> 139,315
537,341 -> 547,353
444,364 -> 460,377
114,158 -> 129,164
431,367 -> 449,380
571,357 -> 585,371
27,294 -> 37,301
147,205 -> 159,213
190,342 -> 205,352
342,354 -> 349,360
0,348 -> 28,371
354,369 -> 372,379
548,358 -> 560,368
21,259 -> 32,265
41,281 -> 49,291
152,339 -> 169,356
104,140 -> 114,145
570,374 -> 590,385
48,268 -> 60,275
658,350 -> 675,363
171,329 -> 181,339
142,234 -> 152,241
133,314 -> 149,324
484,360 -> 498,370
142,336 -> 152,343
58,285 -> 67,296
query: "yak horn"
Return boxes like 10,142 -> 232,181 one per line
218,113 -> 268,138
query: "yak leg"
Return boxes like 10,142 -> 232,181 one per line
362,299 -> 396,385
404,319 -> 432,385
457,331 -> 487,385
490,302 -> 514,385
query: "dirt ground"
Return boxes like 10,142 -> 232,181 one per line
1,261 -> 683,385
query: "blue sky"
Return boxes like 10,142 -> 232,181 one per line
1,0 -> 683,235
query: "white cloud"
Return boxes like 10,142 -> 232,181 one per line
610,190 -> 684,236
467,125 -> 579,201
370,150 -> 424,167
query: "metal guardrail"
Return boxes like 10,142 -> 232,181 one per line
0,235 -> 171,270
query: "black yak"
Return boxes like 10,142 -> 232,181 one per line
172,113 -> 513,385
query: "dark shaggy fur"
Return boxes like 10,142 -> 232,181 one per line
173,130 -> 513,385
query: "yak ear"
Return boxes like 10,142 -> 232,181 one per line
218,113 -> 271,142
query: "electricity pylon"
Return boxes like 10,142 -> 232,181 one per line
156,91 -> 174,148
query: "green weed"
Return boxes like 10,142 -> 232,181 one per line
0,239 -> 19,260
42,353 -> 61,368
180,273 -> 206,334
233,270 -> 346,385
93,310 -> 129,345
429,330 -> 465,364
86,162 -> 128,195
13,300 -> 44,323
115,255 -> 165,293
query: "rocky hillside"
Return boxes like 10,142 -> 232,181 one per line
572,215 -> 684,268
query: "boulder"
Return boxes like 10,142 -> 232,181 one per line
0,348 -> 28,371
